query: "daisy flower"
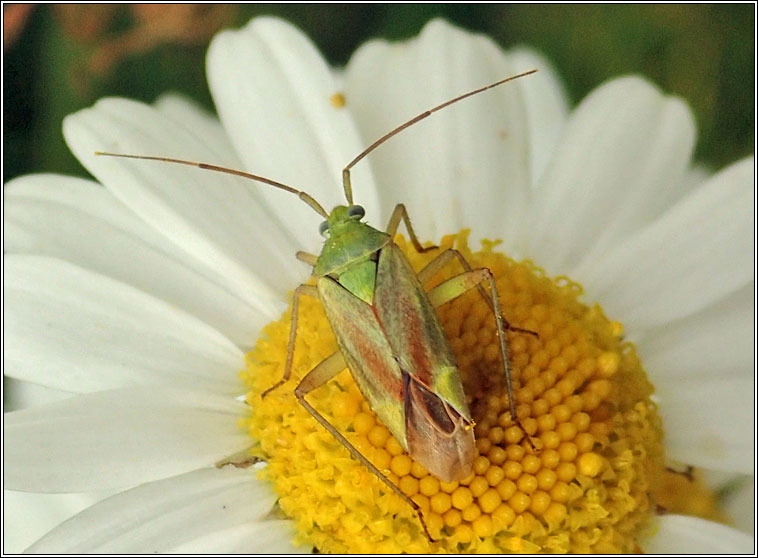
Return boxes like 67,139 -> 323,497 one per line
4,17 -> 754,553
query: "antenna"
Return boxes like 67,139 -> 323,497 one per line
94,152 -> 330,218
340,69 -> 538,205
96,69 -> 537,213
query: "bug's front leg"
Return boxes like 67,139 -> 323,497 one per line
296,251 -> 318,266
261,283 -> 319,398
386,203 -> 438,254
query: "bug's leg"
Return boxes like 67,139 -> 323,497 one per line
296,251 -> 318,266
426,268 -> 536,450
418,249 -> 538,338
665,465 -> 695,482
386,203 -> 437,254
295,353 -> 436,542
215,449 -> 262,469
417,248 -> 489,304
261,284 -> 319,398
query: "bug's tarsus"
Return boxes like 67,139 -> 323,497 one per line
665,465 -> 695,482
521,424 -> 539,454
261,380 -> 285,399
503,322 -> 540,339
500,411 -> 539,454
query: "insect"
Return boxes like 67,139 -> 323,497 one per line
97,69 -> 537,540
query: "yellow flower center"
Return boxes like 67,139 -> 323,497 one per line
241,231 -> 667,553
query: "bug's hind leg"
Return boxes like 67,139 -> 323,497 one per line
295,351 -> 436,542
425,265 -> 539,452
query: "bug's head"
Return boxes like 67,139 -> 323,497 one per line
319,204 -> 366,238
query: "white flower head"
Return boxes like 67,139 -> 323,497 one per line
4,16 -> 754,553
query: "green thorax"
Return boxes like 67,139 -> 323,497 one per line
314,205 -> 390,278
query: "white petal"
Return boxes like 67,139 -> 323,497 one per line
657,375 -> 753,474
676,162 -> 711,198
5,173 -> 269,349
523,77 -> 695,271
575,156 -> 753,332
170,520 -> 309,554
4,491 -> 108,554
638,284 -> 753,380
344,19 -> 531,246
207,16 -> 379,250
153,93 -> 234,153
63,97 -> 300,319
644,515 -> 754,554
506,47 -> 570,184
5,255 -> 243,394
4,378 -> 73,411
699,469 -> 756,536
722,475 -> 756,535
4,386 -> 248,492
26,468 -> 281,553
639,286 -> 753,471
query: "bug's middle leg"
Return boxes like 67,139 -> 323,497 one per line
418,249 -> 539,337
385,203 -> 438,254
261,283 -> 319,398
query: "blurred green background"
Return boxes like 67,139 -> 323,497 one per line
4,4 -> 754,183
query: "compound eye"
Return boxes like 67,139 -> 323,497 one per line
347,205 -> 365,219
318,221 -> 330,237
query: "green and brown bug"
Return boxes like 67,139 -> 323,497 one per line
96,69 -> 538,540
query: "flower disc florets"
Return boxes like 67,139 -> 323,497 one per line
242,231 -> 664,553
